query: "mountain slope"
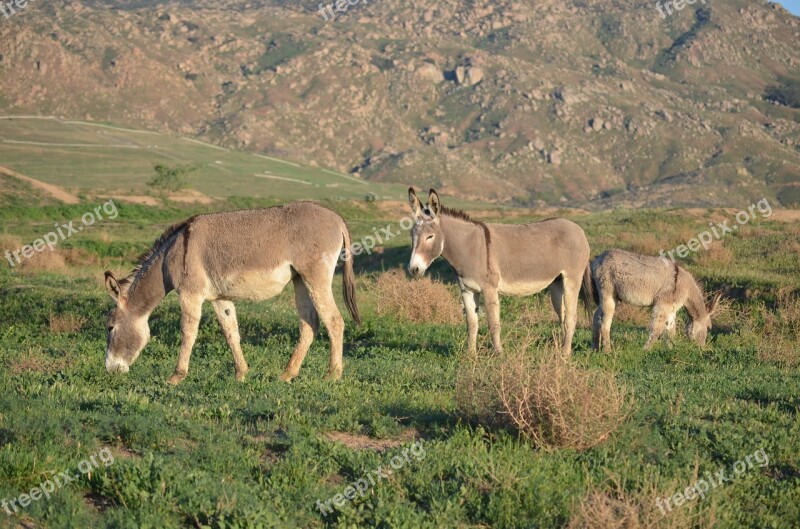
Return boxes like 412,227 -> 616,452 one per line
0,0 -> 798,207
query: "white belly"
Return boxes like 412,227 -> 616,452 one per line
214,263 -> 293,301
498,278 -> 552,297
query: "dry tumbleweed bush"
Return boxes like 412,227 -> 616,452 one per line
457,330 -> 631,451
569,484 -> 712,529
370,268 -> 462,324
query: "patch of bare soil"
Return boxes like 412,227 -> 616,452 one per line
96,193 -> 159,206
8,352 -> 71,375
0,165 -> 80,204
167,189 -> 215,204
324,428 -> 419,451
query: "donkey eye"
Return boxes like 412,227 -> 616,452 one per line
107,326 -> 114,333
426,235 -> 434,241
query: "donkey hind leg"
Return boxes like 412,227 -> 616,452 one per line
560,276 -> 581,356
461,290 -> 480,354
599,296 -> 616,353
644,306 -> 668,350
167,293 -> 205,385
212,300 -> 248,382
300,267 -> 345,381
484,288 -> 503,354
280,276 -> 320,382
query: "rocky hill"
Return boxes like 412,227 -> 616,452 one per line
1,0 -> 798,207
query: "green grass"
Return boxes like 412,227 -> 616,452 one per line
0,199 -> 798,528
0,117 -> 407,202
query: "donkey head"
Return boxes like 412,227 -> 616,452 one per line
103,271 -> 150,373
407,188 -> 445,278
688,292 -> 723,346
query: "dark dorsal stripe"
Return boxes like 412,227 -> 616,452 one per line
439,207 -> 493,277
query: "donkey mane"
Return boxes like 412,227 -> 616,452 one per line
121,216 -> 196,292
439,206 -> 475,223
438,206 -> 493,270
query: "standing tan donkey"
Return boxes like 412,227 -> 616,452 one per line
407,188 -> 593,356
591,249 -> 721,351
103,202 -> 361,384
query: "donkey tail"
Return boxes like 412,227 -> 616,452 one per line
341,223 -> 362,326
580,261 -> 595,316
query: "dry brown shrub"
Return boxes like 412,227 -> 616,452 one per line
456,331 -> 631,451
8,347 -> 71,375
49,312 -> 87,334
757,292 -> 800,367
20,249 -> 68,273
618,232 -> 664,256
569,478 -> 713,529
694,242 -> 733,268
0,233 -> 22,253
614,304 -> 652,327
18,246 -> 98,275
370,268 -> 462,324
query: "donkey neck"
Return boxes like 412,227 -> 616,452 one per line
440,215 -> 488,282
126,251 -> 172,317
682,274 -> 707,322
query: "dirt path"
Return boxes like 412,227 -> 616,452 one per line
0,165 -> 80,204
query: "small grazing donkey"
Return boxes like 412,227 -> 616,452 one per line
103,202 -> 361,384
591,249 -> 722,351
407,188 -> 593,356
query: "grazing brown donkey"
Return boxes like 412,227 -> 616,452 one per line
591,248 -> 721,351
103,202 -> 361,384
407,188 -> 593,356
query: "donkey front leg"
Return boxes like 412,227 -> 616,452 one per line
167,294 -> 204,385
599,297 -> 616,353
592,307 -> 602,351
665,312 -> 678,341
484,288 -> 503,354
461,290 -> 480,354
644,307 -> 668,350
212,300 -> 248,382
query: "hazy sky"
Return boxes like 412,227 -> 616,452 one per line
777,0 -> 800,15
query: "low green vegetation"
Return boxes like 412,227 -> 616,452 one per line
0,197 -> 798,528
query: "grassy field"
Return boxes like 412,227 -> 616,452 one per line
0,193 -> 799,528
0,117 -> 407,202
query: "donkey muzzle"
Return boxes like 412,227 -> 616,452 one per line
105,354 -> 130,374
408,254 -> 428,278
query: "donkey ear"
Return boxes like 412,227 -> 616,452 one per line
104,271 -> 122,302
408,187 -> 423,218
428,189 -> 441,216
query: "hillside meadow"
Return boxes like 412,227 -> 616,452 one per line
0,196 -> 799,528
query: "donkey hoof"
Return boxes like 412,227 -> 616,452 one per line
324,369 -> 342,381
279,370 -> 296,383
166,373 -> 186,385
235,370 -> 248,382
